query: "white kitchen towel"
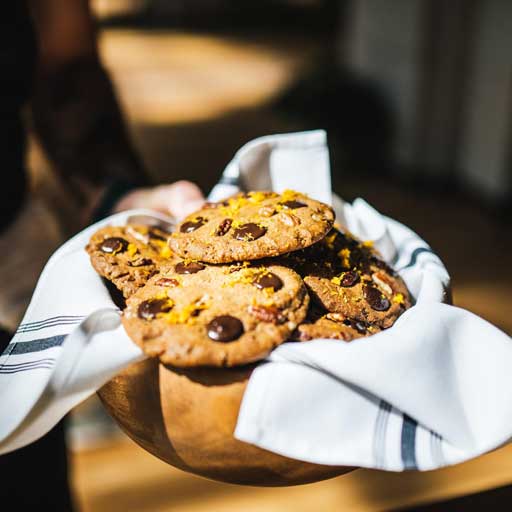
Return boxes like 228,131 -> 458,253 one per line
1,130 -> 511,472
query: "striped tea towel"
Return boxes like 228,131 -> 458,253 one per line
1,130 -> 512,472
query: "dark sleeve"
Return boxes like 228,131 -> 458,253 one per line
31,55 -> 149,194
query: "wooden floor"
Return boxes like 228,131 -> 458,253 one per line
71,439 -> 512,512
68,27 -> 512,511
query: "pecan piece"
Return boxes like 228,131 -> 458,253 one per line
325,313 -> 345,322
279,212 -> 300,226
155,277 -> 179,287
371,271 -> 394,295
258,206 -> 275,217
248,305 -> 286,324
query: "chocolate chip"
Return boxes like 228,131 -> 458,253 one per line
353,321 -> 368,334
215,218 -> 232,236
280,200 -> 307,209
343,318 -> 368,334
155,277 -> 179,287
100,237 -> 128,254
148,229 -> 166,241
340,271 -> 360,287
137,298 -> 172,320
364,285 -> 391,311
253,272 -> 283,291
180,217 -> 206,233
207,315 -> 244,341
175,261 -> 205,274
233,223 -> 266,241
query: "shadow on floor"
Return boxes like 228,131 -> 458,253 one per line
400,483 -> 512,511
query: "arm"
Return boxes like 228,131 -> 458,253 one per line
29,0 -> 204,220
29,0 -> 147,208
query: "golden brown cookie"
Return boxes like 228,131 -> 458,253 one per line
281,228 -> 412,329
122,261 -> 309,367
168,190 -> 335,263
86,224 -> 177,298
293,311 -> 381,342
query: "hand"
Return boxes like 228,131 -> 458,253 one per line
113,180 -> 205,220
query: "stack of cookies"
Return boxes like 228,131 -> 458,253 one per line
87,190 -> 411,367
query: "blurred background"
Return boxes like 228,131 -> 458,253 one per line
23,0 -> 512,510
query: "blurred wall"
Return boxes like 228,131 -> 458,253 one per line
341,0 -> 512,208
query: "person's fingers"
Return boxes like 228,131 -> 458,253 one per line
112,188 -> 152,213
152,181 -> 205,219
112,181 -> 205,219
177,198 -> 206,218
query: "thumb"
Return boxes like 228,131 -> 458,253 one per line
152,181 -> 205,220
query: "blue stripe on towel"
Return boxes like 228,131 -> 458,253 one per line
401,414 -> 418,469
17,315 -> 84,330
4,335 -> 66,356
0,358 -> 56,369
16,319 -> 83,334
399,247 -> 436,270
430,430 -> 445,467
0,363 -> 55,374
373,400 -> 392,468
218,175 -> 240,186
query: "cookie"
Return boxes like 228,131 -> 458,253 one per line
122,261 -> 309,367
293,310 -> 381,342
169,190 -> 335,263
86,224 -> 177,298
281,228 -> 411,329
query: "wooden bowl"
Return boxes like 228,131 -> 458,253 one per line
98,359 -> 355,486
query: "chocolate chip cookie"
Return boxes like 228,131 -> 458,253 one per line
282,228 -> 411,329
122,261 -> 309,367
293,310 -> 381,342
169,190 -> 335,263
86,224 -> 177,298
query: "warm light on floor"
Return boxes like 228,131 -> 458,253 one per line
100,30 -> 316,125
71,435 -> 512,512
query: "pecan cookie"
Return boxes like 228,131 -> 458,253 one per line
122,261 -> 309,367
168,190 -> 335,263
281,228 -> 412,329
86,224 -> 177,298
293,310 -> 381,342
